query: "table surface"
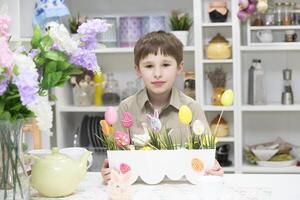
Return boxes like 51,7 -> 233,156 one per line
31,172 -> 300,200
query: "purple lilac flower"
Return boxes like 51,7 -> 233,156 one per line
15,46 -> 27,54
28,49 -> 40,59
70,48 -> 98,71
0,79 -> 9,95
13,69 -> 39,105
51,43 -> 60,50
77,19 -> 109,50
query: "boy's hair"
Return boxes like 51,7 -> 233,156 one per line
134,31 -> 183,67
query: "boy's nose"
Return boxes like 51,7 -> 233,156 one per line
154,67 -> 162,79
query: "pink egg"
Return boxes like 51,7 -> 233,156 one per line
246,3 -> 256,14
115,131 -> 130,147
104,106 -> 118,125
237,10 -> 249,21
239,0 -> 249,10
122,112 -> 133,128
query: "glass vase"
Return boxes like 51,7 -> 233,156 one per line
212,87 -> 225,106
0,120 -> 30,200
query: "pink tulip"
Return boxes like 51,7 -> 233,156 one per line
104,106 -> 118,125
121,112 -> 133,128
115,131 -> 130,148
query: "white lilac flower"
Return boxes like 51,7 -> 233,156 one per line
192,120 -> 205,136
27,94 -> 53,135
13,53 -> 39,105
47,22 -> 79,54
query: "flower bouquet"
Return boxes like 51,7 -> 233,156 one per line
99,90 -> 234,185
0,14 -> 108,199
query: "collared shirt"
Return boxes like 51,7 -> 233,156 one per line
114,87 -> 209,144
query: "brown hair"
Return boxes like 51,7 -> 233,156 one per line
134,31 -> 183,67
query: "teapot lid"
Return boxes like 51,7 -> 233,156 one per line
44,147 -> 71,161
209,33 -> 229,43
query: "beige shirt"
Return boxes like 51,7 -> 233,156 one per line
114,87 -> 209,144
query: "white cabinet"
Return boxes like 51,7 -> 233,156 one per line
7,0 -> 300,173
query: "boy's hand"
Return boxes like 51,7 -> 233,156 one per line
204,160 -> 224,176
101,159 -> 111,185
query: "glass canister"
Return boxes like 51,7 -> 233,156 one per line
274,2 -> 283,25
183,71 -> 195,99
102,73 -> 121,105
290,2 -> 297,25
264,8 -> 275,26
282,2 -> 292,25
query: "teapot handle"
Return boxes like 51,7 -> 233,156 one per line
87,153 -> 93,169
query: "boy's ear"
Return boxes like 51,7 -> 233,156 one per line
135,65 -> 141,77
177,61 -> 184,75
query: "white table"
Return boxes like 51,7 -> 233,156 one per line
31,172 -> 300,200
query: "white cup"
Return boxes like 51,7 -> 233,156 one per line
28,147 -> 93,169
197,176 -> 224,200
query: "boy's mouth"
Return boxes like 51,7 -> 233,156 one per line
151,81 -> 166,87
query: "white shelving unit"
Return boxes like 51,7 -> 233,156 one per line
7,0 -> 300,174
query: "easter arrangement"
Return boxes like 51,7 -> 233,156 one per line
100,89 -> 234,185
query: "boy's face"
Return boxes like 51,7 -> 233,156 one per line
135,50 -> 183,97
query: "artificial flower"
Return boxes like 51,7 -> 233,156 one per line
0,39 -> 14,67
178,105 -> 192,125
0,15 -> 11,40
202,134 -> 218,147
12,53 -> 39,105
122,112 -> 133,128
192,120 -> 205,136
221,89 -> 234,106
100,120 -> 111,136
27,95 -> 53,135
104,106 -> 118,125
70,48 -> 98,72
115,131 -> 130,148
120,163 -> 131,174
47,22 -> 79,54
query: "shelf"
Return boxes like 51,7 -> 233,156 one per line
240,45 -> 300,51
93,46 -> 195,53
242,163 -> 300,173
57,105 -> 117,112
249,25 -> 300,30
217,137 -> 235,142
242,104 -> 300,111
202,59 -> 233,64
248,42 -> 300,47
202,22 -> 232,27
203,105 -> 234,111
223,166 -> 235,172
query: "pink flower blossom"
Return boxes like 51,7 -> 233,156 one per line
120,163 -> 131,174
0,15 -> 11,40
121,112 -> 133,128
0,40 -> 13,67
115,131 -> 130,148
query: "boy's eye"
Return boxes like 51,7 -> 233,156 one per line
162,63 -> 170,67
144,65 -> 153,68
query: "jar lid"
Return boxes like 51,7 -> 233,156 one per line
209,33 -> 229,43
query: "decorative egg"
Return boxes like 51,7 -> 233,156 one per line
178,105 -> 193,125
105,106 -> 118,125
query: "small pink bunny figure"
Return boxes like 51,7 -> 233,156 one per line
146,109 -> 162,132
107,168 -> 133,200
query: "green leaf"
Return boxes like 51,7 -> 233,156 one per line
64,67 -> 82,75
34,56 -> 46,66
0,111 -> 11,120
13,65 -> 19,76
0,75 -> 6,81
45,61 -> 57,74
31,26 -> 42,48
55,75 -> 70,86
56,61 -> 71,71
44,51 -> 67,62
0,101 -> 4,115
39,35 -> 53,51
49,93 -> 57,101
47,71 -> 63,87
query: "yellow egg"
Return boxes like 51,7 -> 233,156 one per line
178,105 -> 193,125
221,89 -> 234,106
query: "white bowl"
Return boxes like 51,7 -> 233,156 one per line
291,147 -> 300,160
251,149 -> 279,161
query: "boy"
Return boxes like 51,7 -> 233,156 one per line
101,31 -> 223,184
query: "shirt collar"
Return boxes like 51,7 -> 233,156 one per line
137,87 -> 182,111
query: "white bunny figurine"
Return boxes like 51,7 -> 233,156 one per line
146,109 -> 162,132
107,168 -> 133,200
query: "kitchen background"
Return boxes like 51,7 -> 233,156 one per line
6,0 -> 300,173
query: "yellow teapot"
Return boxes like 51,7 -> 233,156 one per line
30,147 -> 91,197
206,33 -> 232,59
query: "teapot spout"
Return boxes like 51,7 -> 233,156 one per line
78,150 -> 92,179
